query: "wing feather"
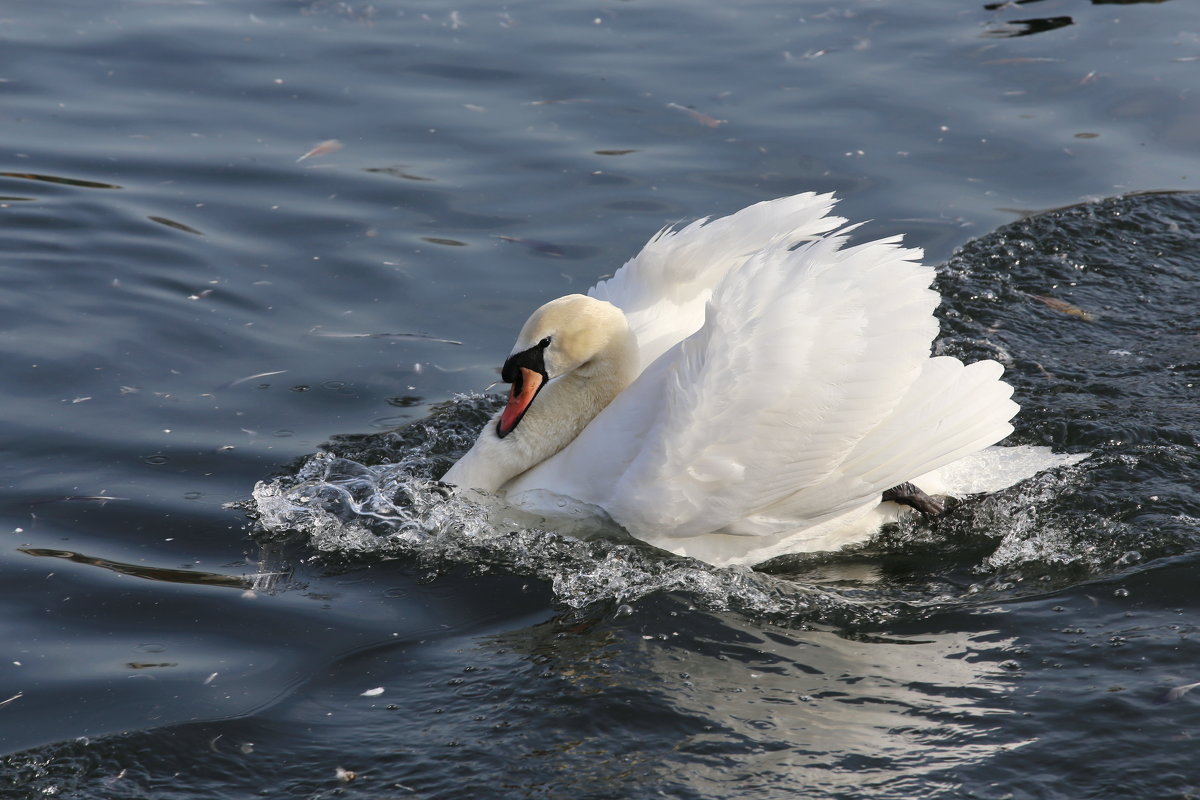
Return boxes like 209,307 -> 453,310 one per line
588,192 -> 845,373
601,231 -> 941,538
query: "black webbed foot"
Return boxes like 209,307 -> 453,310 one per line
882,482 -> 945,517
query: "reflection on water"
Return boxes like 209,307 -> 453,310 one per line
0,595 -> 1035,799
639,625 -> 1027,795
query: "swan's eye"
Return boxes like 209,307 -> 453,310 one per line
538,336 -> 551,349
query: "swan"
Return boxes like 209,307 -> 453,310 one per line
442,193 -> 1082,567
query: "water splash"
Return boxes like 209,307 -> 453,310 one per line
250,404 -> 829,620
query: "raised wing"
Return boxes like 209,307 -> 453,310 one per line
610,231 -> 949,538
588,193 -> 845,374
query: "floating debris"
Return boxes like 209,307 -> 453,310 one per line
983,17 -> 1074,39
28,495 -> 129,506
527,98 -> 592,105
296,139 -> 344,163
19,548 -> 252,589
666,102 -> 726,128
363,166 -> 435,182
149,216 -> 204,235
494,234 -> 565,257
335,767 -> 358,783
784,48 -> 831,61
126,662 -> 177,670
1157,680 -> 1200,704
226,369 -> 288,388
307,328 -> 462,345
0,172 -> 122,189
982,57 -> 1063,65
1029,293 -> 1096,321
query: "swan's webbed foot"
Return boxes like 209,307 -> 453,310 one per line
882,482 -> 945,517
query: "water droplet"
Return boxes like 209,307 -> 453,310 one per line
1113,587 -> 1130,598
142,454 -> 168,465
614,604 -> 633,618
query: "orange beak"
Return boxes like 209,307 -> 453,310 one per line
497,366 -> 545,438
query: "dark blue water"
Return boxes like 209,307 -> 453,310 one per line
2,0 -> 1199,797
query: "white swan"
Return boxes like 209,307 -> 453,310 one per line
443,193 -> 1082,567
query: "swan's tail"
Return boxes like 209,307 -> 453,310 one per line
840,356 -> 1019,493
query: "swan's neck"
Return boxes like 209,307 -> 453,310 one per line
443,334 -> 636,494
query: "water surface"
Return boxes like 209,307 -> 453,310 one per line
1,0 -> 1198,797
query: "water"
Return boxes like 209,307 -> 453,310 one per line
2,0 -> 1199,797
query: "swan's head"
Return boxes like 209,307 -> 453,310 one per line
496,294 -> 629,438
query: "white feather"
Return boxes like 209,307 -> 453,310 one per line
588,192 -> 845,372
